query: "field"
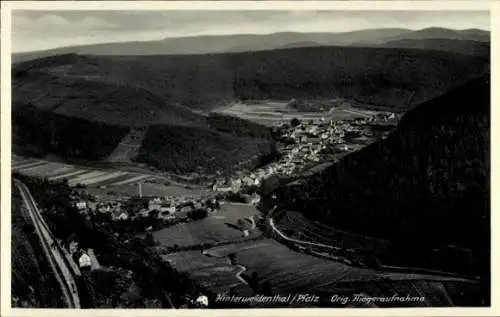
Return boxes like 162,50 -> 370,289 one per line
214,101 -> 375,126
163,251 -> 252,294
153,203 -> 260,248
12,155 -> 206,198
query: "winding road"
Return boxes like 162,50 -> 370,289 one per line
267,207 -> 478,283
14,179 -> 81,308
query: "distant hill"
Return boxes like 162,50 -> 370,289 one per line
380,38 -> 490,58
12,27 -> 489,63
279,41 -> 322,49
12,28 -> 411,62
383,27 -> 490,43
271,73 -> 490,283
13,46 -> 489,122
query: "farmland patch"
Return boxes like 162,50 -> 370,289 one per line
213,101 -> 373,126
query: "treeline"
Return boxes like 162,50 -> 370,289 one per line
12,103 -> 129,161
270,74 -> 490,297
136,124 -> 277,174
14,174 -> 206,308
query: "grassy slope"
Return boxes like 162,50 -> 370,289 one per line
11,184 -> 65,307
272,74 -> 489,280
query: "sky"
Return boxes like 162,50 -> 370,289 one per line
12,10 -> 490,53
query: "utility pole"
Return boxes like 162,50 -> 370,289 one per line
138,182 -> 143,198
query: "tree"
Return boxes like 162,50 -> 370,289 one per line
188,208 -> 208,221
228,253 -> 239,265
148,209 -> 159,220
290,118 -> 301,127
145,233 -> 156,246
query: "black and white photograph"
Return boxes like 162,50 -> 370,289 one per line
0,1 -> 495,314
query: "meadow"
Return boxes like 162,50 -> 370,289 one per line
11,155 -> 204,198
163,250 -> 253,295
153,203 -> 261,248
214,101 -> 374,126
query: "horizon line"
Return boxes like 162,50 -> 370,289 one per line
12,26 -> 490,54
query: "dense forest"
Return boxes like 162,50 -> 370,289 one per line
270,74 -> 490,296
13,46 -> 488,124
12,103 -> 129,160
136,124 -> 277,174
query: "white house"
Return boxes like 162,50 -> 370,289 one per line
75,201 -> 87,210
113,210 -> 129,221
195,295 -> 209,307
78,253 -> 92,269
231,179 -> 242,192
148,198 -> 162,211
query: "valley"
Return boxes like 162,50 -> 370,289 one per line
9,23 -> 490,309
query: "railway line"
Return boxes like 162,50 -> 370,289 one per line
14,179 -> 81,308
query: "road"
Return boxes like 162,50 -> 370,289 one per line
268,208 -> 342,252
267,208 -> 477,283
14,180 -> 81,308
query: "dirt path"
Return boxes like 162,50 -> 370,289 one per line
106,128 -> 146,163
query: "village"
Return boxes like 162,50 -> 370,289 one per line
70,111 -> 399,229
212,111 -> 399,193
50,109 -> 400,276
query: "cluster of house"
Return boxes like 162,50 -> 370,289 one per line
75,199 -> 130,221
366,111 -> 399,124
74,195 -> 221,222
213,113 -> 396,196
138,196 -> 221,220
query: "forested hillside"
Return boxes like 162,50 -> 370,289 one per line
271,74 -> 489,284
13,46 -> 488,122
12,103 -> 130,160
136,124 -> 277,174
